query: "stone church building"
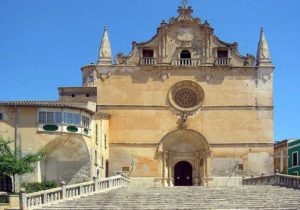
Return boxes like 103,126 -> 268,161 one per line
0,3 -> 274,189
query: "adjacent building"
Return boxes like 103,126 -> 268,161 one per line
274,140 -> 288,174
275,139 -> 300,175
0,3 -> 275,190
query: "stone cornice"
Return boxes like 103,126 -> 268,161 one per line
98,105 -> 273,110
109,142 -> 274,147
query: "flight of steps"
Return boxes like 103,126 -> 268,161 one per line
35,186 -> 300,210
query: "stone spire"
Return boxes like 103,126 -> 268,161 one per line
256,27 -> 272,67
98,27 -> 112,65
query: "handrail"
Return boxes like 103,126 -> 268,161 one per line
242,173 -> 300,189
19,174 -> 130,210
225,163 -> 238,186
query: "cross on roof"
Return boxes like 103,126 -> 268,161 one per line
182,0 -> 187,8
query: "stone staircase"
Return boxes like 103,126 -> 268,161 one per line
35,186 -> 300,210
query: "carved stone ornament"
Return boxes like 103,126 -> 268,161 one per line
100,72 -> 111,81
168,80 -> 204,113
179,112 -> 188,128
114,53 -> 126,65
261,74 -> 271,83
160,71 -> 171,81
177,32 -> 194,42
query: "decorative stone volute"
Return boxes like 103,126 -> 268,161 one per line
256,27 -> 273,67
98,27 -> 112,65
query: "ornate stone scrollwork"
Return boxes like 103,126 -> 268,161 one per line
114,53 -> 127,65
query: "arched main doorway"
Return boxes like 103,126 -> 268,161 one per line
157,129 -> 210,186
174,161 -> 193,186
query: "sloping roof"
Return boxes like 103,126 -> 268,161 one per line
0,101 -> 96,113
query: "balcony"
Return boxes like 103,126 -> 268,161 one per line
215,58 -> 231,66
171,59 -> 201,67
140,57 -> 156,65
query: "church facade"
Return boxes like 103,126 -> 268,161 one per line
0,3 -> 274,189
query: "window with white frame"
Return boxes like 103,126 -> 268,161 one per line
38,111 -> 62,124
82,115 -> 90,128
292,152 -> 298,167
38,109 -> 91,128
63,112 -> 81,125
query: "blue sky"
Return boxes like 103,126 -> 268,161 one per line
0,0 -> 299,141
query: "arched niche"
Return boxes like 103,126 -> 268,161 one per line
40,135 -> 91,184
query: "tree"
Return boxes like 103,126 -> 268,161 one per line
0,136 -> 46,192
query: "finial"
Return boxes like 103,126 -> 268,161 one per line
256,27 -> 272,67
98,26 -> 112,65
182,0 -> 187,8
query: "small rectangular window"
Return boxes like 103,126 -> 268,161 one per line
104,134 -> 107,149
292,152 -> 298,167
39,111 -> 46,124
237,164 -> 244,171
143,49 -> 153,58
0,112 -> 3,120
95,150 -> 98,165
95,124 -> 98,145
82,115 -> 90,128
122,166 -> 130,172
47,112 -> 55,123
217,49 -> 228,58
55,112 -> 62,124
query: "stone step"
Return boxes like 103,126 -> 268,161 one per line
35,186 -> 300,210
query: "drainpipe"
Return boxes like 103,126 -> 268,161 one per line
13,105 -> 19,192
14,105 -> 19,158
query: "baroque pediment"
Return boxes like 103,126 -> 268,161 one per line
114,5 -> 255,68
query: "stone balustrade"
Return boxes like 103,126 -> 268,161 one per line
215,58 -> 231,66
242,173 -> 300,189
172,59 -> 201,66
19,174 -> 129,210
140,57 -> 157,65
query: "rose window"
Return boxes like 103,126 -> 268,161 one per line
174,88 -> 198,108
168,80 -> 204,112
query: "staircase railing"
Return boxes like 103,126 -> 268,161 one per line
225,163 -> 239,186
19,174 -> 130,210
242,173 -> 300,189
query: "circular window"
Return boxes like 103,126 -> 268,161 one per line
168,81 -> 204,112
174,88 -> 198,108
